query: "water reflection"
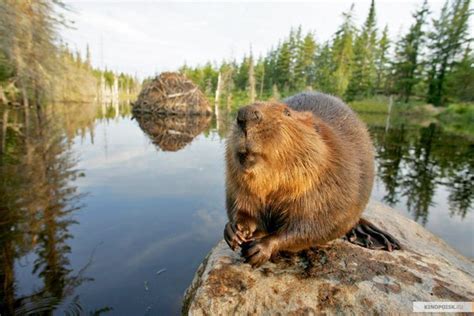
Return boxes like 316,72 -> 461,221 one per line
0,102 -> 472,314
372,123 -> 473,224
0,106 -> 103,314
135,114 -> 211,152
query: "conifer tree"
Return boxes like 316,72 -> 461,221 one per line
263,47 -> 278,93
0,0 -> 67,105
331,4 -> 356,96
445,45 -> 474,101
294,32 -> 317,90
392,0 -> 429,102
375,26 -> 391,95
235,56 -> 249,91
426,0 -> 472,106
275,41 -> 292,92
314,42 -> 334,94
346,0 -> 378,100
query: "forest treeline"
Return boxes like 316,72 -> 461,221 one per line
0,0 -> 140,107
180,0 -> 472,107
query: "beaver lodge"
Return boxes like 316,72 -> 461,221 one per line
133,72 -> 212,116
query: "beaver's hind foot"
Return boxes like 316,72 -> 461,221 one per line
345,218 -> 402,252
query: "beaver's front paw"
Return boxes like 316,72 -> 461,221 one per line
241,237 -> 276,268
235,219 -> 257,241
224,222 -> 247,251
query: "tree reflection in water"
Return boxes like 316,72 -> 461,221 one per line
0,102 -> 472,314
0,104 -> 110,315
373,122 -> 473,224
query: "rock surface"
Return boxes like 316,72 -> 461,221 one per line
182,201 -> 474,315
133,72 -> 211,115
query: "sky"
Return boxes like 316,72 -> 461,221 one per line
61,0 -> 446,78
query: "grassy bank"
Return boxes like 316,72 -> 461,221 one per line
437,103 -> 474,137
348,97 -> 474,138
210,92 -> 473,138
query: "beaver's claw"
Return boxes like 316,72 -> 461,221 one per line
345,219 -> 402,251
241,238 -> 274,268
224,222 -> 248,251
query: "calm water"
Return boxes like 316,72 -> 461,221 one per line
0,102 -> 472,315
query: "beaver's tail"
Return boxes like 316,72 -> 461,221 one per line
345,218 -> 402,251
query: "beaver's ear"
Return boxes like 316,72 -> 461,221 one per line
295,111 -> 315,128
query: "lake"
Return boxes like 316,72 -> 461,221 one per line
0,102 -> 472,315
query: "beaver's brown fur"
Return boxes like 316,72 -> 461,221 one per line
224,92 -> 400,267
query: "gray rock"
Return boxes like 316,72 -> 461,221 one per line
182,200 -> 474,315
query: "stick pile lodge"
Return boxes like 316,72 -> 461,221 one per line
133,72 -> 211,115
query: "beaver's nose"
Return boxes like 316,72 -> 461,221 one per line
237,106 -> 262,131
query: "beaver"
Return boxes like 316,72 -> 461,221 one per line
224,92 -> 401,268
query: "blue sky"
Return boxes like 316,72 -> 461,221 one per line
61,1 -> 446,78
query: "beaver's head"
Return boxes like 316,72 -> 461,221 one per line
227,101 -> 316,173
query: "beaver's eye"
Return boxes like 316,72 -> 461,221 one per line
284,108 -> 291,117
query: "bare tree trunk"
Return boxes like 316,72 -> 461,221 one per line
34,80 -> 42,114
226,94 -> 232,113
385,95 -> 393,133
272,84 -> 280,100
126,81 -> 130,105
20,83 -> 31,147
259,67 -> 265,99
0,86 -> 8,105
248,57 -> 256,103
21,84 -> 29,108
1,240 -> 16,316
1,109 -> 9,154
214,72 -> 222,118
113,76 -> 119,118
24,107 -> 32,165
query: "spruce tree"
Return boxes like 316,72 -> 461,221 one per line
235,56 -> 249,91
346,0 -> 378,100
275,41 -> 292,93
375,26 -> 390,95
0,0 -> 67,105
426,0 -> 472,106
331,4 -> 356,96
263,46 -> 278,93
294,32 -> 317,90
392,0 -> 429,102
314,42 -> 334,94
445,45 -> 474,101
201,62 -> 218,95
